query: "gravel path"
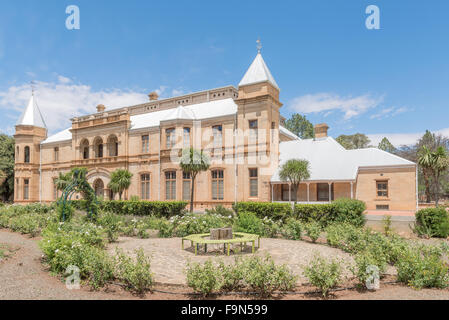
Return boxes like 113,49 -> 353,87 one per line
0,230 -> 127,300
109,236 -> 362,285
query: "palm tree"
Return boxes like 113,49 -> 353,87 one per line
54,171 -> 72,192
418,146 -> 449,206
180,148 -> 210,212
279,159 -> 311,204
418,146 -> 434,203
108,169 -> 133,200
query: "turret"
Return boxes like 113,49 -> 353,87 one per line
14,93 -> 47,203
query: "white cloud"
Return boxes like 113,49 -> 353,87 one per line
370,106 -> 409,119
0,76 -> 161,133
368,127 -> 449,147
288,93 -> 383,120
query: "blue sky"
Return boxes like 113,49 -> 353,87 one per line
0,0 -> 448,146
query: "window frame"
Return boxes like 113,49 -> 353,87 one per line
140,173 -> 150,200
166,128 -> 176,149
182,172 -> 191,201
376,180 -> 389,198
211,169 -> 224,200
165,170 -> 177,200
249,119 -> 258,143
23,178 -> 29,200
141,135 -> 149,153
249,168 -> 258,197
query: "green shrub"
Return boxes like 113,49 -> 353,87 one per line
240,255 -> 297,296
170,213 -> 232,237
332,198 -> 366,227
281,218 -> 303,240
205,205 -> 235,218
186,260 -> 221,296
294,203 -> 334,226
303,254 -> 343,297
415,207 -> 449,238
351,251 -> 387,288
304,222 -> 322,243
102,200 -> 187,217
396,245 -> 449,289
217,259 -> 244,292
114,248 -> 154,294
57,203 -> 75,222
234,211 -> 264,236
233,202 -> 292,221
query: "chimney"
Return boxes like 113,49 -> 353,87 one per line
96,104 -> 106,113
314,123 -> 329,139
148,91 -> 159,101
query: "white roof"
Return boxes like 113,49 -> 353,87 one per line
271,137 -> 415,182
130,98 -> 238,130
239,53 -> 280,90
16,94 -> 47,129
42,128 -> 72,144
279,126 -> 300,140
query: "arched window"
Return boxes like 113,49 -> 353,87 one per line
93,137 -> 103,158
93,179 -> 104,198
107,135 -> 118,157
16,146 -> 19,161
80,139 -> 89,159
24,146 -> 30,163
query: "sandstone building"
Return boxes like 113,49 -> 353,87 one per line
13,49 -> 417,213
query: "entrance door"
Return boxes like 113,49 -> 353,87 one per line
93,179 -> 104,198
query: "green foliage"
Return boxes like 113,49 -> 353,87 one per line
378,137 -> 396,153
180,148 -> 210,212
415,207 -> 449,238
169,212 -> 233,237
108,169 -> 133,200
332,198 -> 366,227
294,204 -> 334,226
101,200 -> 187,217
382,215 -> 393,236
284,113 -> 314,139
294,199 -> 365,227
186,260 -> 222,296
185,256 -> 296,297
351,251 -> 387,287
303,254 -> 343,297
114,248 -> 154,294
205,205 -> 234,218
281,218 -> 303,240
233,202 -> 292,221
57,203 -> 75,222
304,222 -> 322,243
0,134 -> 15,201
233,211 -> 280,237
336,133 -> 371,150
396,245 -> 449,289
279,159 -> 310,203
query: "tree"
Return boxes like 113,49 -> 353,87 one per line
108,169 -> 133,200
378,137 -> 396,153
336,133 -> 371,150
418,146 -> 449,206
54,171 -> 72,192
279,159 -> 310,204
0,134 -> 15,202
180,148 -> 210,212
284,114 -> 314,139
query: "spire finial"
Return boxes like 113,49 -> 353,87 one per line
256,38 -> 262,53
30,81 -> 36,96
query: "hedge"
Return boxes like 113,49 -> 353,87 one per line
294,203 -> 334,225
232,202 -> 292,220
415,207 -> 449,238
69,200 -> 187,217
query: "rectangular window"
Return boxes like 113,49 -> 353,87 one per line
140,174 -> 150,200
54,147 -> 59,162
249,168 -> 258,197
23,179 -> 29,200
212,125 -> 223,147
376,204 -> 389,210
377,180 -> 388,197
166,128 -> 175,149
165,171 -> 176,200
317,183 -> 333,201
182,172 -> 191,201
15,178 -> 19,199
141,135 -> 149,153
282,184 -> 296,201
211,170 -> 224,200
249,120 -> 258,143
183,128 -> 190,148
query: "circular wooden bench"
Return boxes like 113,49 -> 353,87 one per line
182,232 -> 260,256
